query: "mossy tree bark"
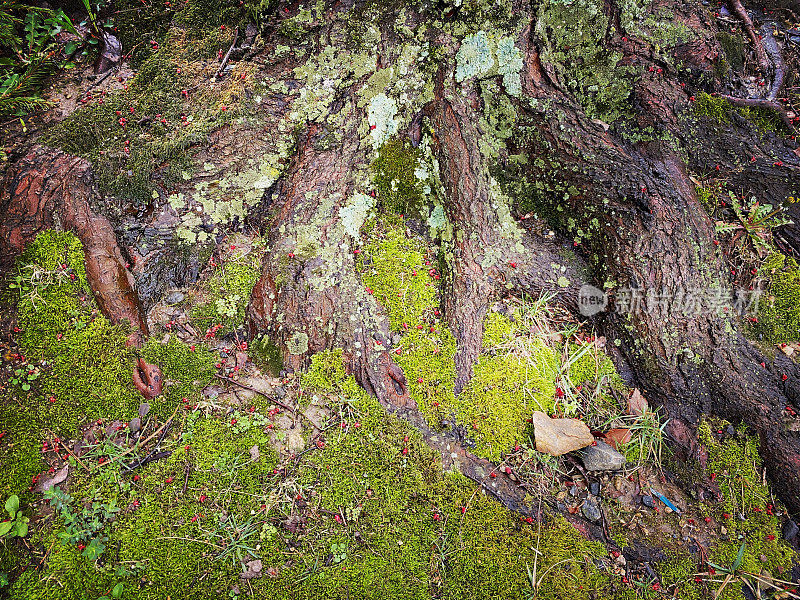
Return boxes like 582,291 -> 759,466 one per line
2,0 -> 800,517
0,146 -> 149,346
244,0 -> 800,515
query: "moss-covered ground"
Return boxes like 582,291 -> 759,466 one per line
1,232 -> 633,600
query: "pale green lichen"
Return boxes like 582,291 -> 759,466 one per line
339,192 -> 376,239
287,331 -> 310,355
367,93 -> 400,146
455,30 -> 495,82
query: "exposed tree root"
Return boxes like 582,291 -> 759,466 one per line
0,145 -> 149,345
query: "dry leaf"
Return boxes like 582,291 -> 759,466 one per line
627,389 -> 648,416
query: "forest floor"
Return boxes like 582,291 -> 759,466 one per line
1,1 -> 800,599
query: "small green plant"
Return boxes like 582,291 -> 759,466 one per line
715,192 -> 792,253
0,2 -> 78,117
330,542 -> 348,564
44,487 -> 119,561
9,362 -> 39,391
0,495 -> 29,539
97,582 -> 124,600
205,513 -> 260,567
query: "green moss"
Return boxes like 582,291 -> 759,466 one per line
657,551 -> 701,600
190,247 -> 263,335
698,419 -> 794,599
692,92 -> 732,123
250,334 -> 284,375
693,92 -> 789,137
45,28 -> 238,205
716,31 -> 745,72
452,311 -> 559,459
372,139 -> 426,215
289,350 -> 621,600
2,233 -> 140,500
140,335 -> 217,411
756,252 -> 800,343
358,221 -> 457,419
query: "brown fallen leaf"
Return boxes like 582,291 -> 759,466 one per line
627,388 -> 648,416
133,358 -> 163,399
603,428 -> 632,450
36,464 -> 69,492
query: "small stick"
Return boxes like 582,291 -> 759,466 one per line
95,402 -> 181,471
215,27 -> 239,78
46,430 -> 90,473
728,0 -> 769,73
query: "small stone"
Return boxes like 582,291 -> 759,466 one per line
138,403 -> 150,418
582,496 -> 602,523
531,411 -> 594,456
581,441 -> 626,471
590,482 -> 601,497
642,495 -> 655,508
783,519 -> 799,541
275,386 -> 287,399
165,291 -> 185,305
129,417 -> 142,433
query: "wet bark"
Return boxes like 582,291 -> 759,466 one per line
0,145 -> 149,345
243,0 -> 800,515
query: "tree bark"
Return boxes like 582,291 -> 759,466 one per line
0,145 -> 149,345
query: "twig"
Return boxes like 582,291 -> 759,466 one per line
214,373 -> 295,413
215,27 -> 239,78
45,429 -> 90,473
95,403 -> 181,471
718,95 -> 796,130
761,23 -> 784,102
728,0 -> 769,73
182,461 -> 192,494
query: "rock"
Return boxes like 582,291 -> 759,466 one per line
590,482 -> 601,497
165,291 -> 185,305
531,411 -> 594,456
138,402 -> 150,418
249,445 -> 260,462
642,495 -> 655,508
129,417 -> 142,433
783,519 -> 799,541
581,441 -> 626,471
582,496 -> 602,523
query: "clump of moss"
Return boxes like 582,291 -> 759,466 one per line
45,27 -> 239,205
140,335 -> 217,412
372,139 -> 426,215
358,221 -> 457,418
250,334 -> 284,376
756,252 -> 800,343
692,92 -> 788,136
190,247 -> 263,335
454,311 -> 559,459
698,419 -> 794,598
716,31 -> 745,72
3,233 -> 140,500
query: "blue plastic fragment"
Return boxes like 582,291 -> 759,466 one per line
650,488 -> 681,515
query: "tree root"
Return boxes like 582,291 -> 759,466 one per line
0,145 -> 149,345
